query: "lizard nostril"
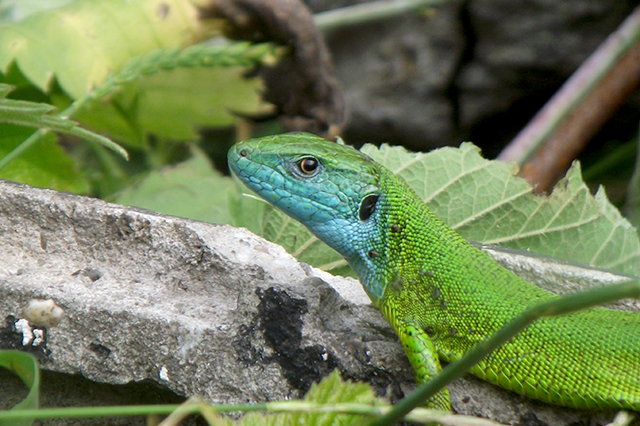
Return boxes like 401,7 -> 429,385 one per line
238,149 -> 248,158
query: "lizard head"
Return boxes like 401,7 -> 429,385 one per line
228,132 -> 388,301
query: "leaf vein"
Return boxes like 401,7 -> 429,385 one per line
450,187 -> 532,230
422,162 -> 494,204
589,225 -> 617,266
483,214 -> 601,245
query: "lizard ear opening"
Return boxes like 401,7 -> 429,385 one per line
359,194 -> 379,221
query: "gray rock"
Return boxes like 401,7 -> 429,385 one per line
325,2 -> 464,149
0,179 -> 632,425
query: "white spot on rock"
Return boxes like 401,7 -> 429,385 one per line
159,366 -> 170,381
32,328 -> 45,346
23,298 -> 64,327
14,319 -> 34,346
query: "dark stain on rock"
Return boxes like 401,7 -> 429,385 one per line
256,287 -> 337,392
0,315 -> 50,360
232,323 -> 263,366
341,360 -> 407,401
233,287 -> 404,398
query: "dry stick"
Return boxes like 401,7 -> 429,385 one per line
498,6 -> 640,192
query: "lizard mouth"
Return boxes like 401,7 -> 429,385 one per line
228,142 -> 356,228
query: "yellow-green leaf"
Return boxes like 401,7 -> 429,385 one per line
0,0 -> 221,98
0,123 -> 89,193
115,146 -> 234,224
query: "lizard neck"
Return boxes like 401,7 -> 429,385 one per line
345,170 -> 454,306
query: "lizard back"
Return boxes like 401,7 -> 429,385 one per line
374,169 -> 640,411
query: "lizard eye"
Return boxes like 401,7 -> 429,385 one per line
298,157 -> 319,174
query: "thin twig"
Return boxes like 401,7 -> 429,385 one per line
313,0 -> 450,32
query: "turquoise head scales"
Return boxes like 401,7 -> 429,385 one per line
228,132 -> 387,302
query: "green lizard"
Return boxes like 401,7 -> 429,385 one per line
227,132 -> 640,412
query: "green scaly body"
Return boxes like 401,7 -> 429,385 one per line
228,132 -> 640,412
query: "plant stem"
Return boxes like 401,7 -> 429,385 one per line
314,0 -> 451,32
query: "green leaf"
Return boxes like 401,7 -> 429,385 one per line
73,42 -> 277,147
0,123 -> 89,193
0,83 -> 127,161
0,1 -> 277,147
240,370 -> 378,426
115,146 -> 234,225
0,350 -> 40,426
362,142 -> 640,275
0,0 -> 219,99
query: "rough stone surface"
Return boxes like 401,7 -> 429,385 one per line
0,179 -> 634,425
325,3 -> 464,149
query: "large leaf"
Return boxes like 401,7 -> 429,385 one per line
234,142 -> 640,276
0,123 -> 89,193
0,0 -> 220,99
115,146 -> 234,224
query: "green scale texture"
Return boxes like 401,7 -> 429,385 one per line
228,132 -> 640,412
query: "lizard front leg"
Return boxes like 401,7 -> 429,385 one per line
398,322 -> 451,410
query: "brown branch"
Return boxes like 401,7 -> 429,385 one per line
521,38 -> 640,192
498,5 -> 640,192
